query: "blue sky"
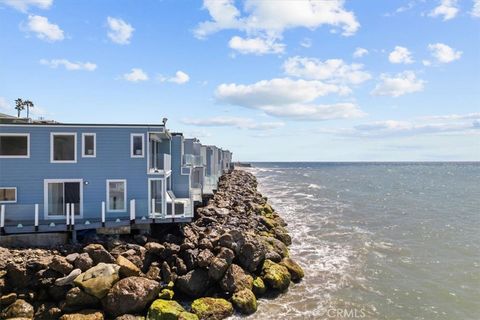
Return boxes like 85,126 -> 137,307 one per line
0,0 -> 479,161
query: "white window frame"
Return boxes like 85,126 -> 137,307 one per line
0,133 -> 30,158
0,187 -> 17,203
131,133 -> 144,158
82,133 -> 96,158
43,179 -> 84,219
51,132 -> 77,163
106,179 -> 127,212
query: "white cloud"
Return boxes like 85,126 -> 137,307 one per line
25,15 -> 64,42
319,113 -> 480,138
122,68 -> 148,82
422,60 -> 432,66
428,43 -> 462,63
215,78 -> 364,121
159,71 -> 190,84
388,46 -> 414,64
283,56 -> 371,85
0,0 -> 52,12
107,17 -> 134,45
182,116 -> 285,130
40,59 -> 97,71
216,78 -> 349,108
429,0 -> 459,20
371,71 -> 425,97
353,47 -> 368,58
473,0 -> 480,17
228,36 -> 285,55
194,0 -> 360,54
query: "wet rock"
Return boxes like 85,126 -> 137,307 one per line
59,309 -> 104,320
146,299 -> 185,320
2,299 -> 34,319
55,268 -> 82,286
252,277 -> 266,297
191,297 -> 233,320
65,287 -> 99,310
232,289 -> 257,314
74,263 -> 120,299
220,264 -> 253,293
265,251 -> 282,263
83,244 -> 115,264
75,253 -> 94,272
279,258 -> 304,281
104,277 -> 161,317
238,241 -> 265,272
49,256 -> 74,275
261,259 -> 291,291
175,269 -> 210,298
116,255 -> 141,278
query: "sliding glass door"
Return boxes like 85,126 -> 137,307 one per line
46,180 -> 82,217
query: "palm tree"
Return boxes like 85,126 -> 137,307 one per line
23,100 -> 34,119
14,98 -> 24,118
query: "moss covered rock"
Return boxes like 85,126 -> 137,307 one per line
262,260 -> 291,291
158,288 -> 174,300
279,258 -> 304,281
146,299 -> 185,320
178,311 -> 199,320
191,297 -> 233,320
231,289 -> 257,315
252,277 -> 266,297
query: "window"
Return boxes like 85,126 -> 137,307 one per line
0,134 -> 29,158
0,187 -> 17,203
107,179 -> 126,212
82,133 -> 96,157
51,133 -> 76,163
131,134 -> 144,157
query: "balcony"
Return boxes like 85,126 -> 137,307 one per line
183,154 -> 204,167
149,153 -> 171,173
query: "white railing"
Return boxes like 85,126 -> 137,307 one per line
184,154 -> 203,167
163,153 -> 171,172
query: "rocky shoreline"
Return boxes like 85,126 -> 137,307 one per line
0,170 -> 304,320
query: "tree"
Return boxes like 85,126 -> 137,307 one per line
14,98 -> 24,118
23,100 -> 34,119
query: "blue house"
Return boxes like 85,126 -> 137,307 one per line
183,138 -> 205,203
0,121 -> 215,235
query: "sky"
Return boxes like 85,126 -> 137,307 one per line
0,0 -> 479,161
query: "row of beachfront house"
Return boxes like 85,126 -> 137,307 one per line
0,118 -> 233,235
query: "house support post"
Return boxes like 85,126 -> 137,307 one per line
130,199 -> 136,225
0,205 -> 5,235
66,203 -> 70,231
34,204 -> 39,232
101,201 -> 105,227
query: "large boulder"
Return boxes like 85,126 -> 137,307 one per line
175,269 -> 209,298
83,244 -> 115,264
252,277 -> 266,297
261,260 -> 291,291
1,299 -> 34,319
49,256 -> 74,275
65,287 -> 100,311
178,311 -> 199,320
146,299 -> 185,320
144,242 -> 165,256
279,258 -> 304,281
231,289 -> 257,314
59,309 -> 104,320
237,240 -> 265,272
219,264 -> 253,293
74,263 -> 120,299
75,253 -> 94,272
116,256 -> 141,278
104,277 -> 161,317
207,258 -> 228,281
197,250 -> 214,268
191,297 -> 233,320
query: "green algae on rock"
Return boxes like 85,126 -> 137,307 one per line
191,297 -> 233,320
262,259 -> 291,291
146,299 -> 185,320
232,288 -> 257,314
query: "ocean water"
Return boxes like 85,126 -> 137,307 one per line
239,163 -> 480,320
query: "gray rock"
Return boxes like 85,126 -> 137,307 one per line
55,268 -> 82,286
